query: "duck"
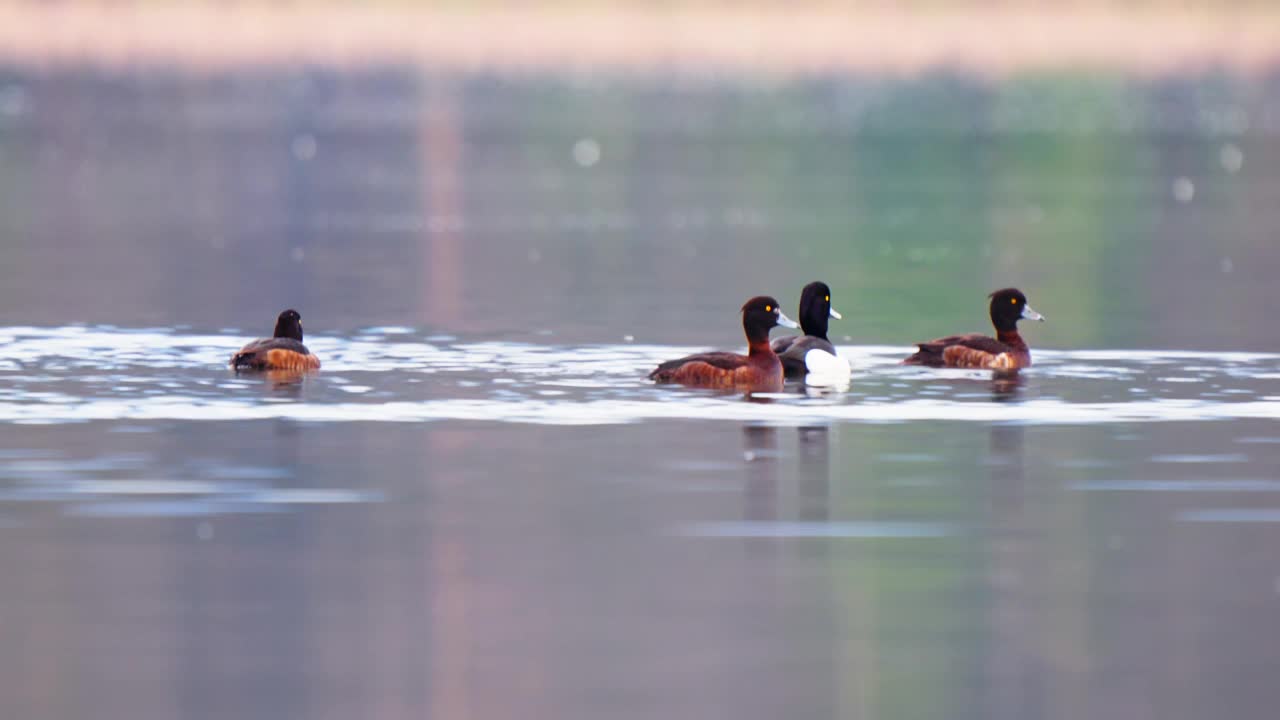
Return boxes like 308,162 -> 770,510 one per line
802,344 -> 853,388
649,296 -> 799,392
230,309 -> 322,372
771,281 -> 843,379
903,288 -> 1044,370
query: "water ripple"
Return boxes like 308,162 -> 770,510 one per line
2,327 -> 1280,426
681,521 -> 954,538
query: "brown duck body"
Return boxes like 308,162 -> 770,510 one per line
904,329 -> 1030,370
649,296 -> 797,392
231,309 -> 321,372
231,338 -> 321,371
649,340 -> 785,392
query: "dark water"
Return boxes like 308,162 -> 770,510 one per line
3,67 -> 1280,720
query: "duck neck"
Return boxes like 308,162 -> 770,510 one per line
996,328 -> 1026,350
802,315 -> 828,341
745,326 -> 774,356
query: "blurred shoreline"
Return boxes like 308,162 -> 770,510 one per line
2,3 -> 1279,76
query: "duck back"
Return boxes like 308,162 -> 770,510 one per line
232,338 -> 321,371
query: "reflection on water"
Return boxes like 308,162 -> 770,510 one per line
6,363 -> 1280,719
990,374 -> 1025,402
797,426 -> 830,523
3,66 -> 1280,719
742,424 -> 778,526
986,422 -> 1031,719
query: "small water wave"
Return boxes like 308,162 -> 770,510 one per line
680,521 -> 954,538
1071,479 -> 1280,492
2,327 -> 1280,426
0,444 -> 384,521
5,394 -> 1280,427
1178,509 -> 1280,523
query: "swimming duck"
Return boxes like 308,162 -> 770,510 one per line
649,296 -> 798,392
231,309 -> 322,372
903,288 -> 1044,370
771,281 -> 843,379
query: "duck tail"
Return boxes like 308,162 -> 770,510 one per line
231,350 -> 260,369
902,345 -> 943,366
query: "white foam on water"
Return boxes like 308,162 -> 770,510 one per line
4,327 -> 1280,426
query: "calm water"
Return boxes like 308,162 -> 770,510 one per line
3,67 -> 1280,720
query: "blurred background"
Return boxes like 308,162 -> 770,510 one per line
1,0 -> 1278,348
3,3 -> 1280,720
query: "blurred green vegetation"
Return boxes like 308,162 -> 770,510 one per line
525,69 -> 1258,348
0,66 -> 1267,349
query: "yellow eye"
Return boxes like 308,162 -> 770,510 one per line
765,305 -> 772,312
824,296 -> 829,302
1011,298 -> 1018,304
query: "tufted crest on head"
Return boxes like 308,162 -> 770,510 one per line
740,296 -> 799,341
741,296 -> 782,315
272,309 -> 304,341
987,288 -> 1043,331
988,288 -> 1027,304
798,281 -> 838,339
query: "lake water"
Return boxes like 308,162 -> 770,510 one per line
2,67 -> 1280,719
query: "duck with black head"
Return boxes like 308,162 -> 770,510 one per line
771,281 -> 843,379
903,288 -> 1044,370
231,309 -> 322,372
649,296 -> 799,392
